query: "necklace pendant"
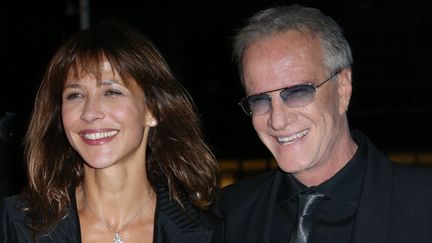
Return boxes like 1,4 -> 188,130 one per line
114,232 -> 124,243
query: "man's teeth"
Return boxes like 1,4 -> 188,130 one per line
84,131 -> 118,140
277,129 -> 308,144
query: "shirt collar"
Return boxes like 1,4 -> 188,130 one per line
276,132 -> 367,206
276,169 -> 303,206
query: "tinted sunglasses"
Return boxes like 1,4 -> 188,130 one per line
239,71 -> 340,116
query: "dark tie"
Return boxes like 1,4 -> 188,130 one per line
289,191 -> 325,243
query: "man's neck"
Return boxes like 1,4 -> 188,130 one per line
294,132 -> 358,187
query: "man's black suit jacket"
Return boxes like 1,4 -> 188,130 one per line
1,185 -> 223,243
219,132 -> 432,243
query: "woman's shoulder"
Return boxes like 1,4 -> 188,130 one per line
195,208 -> 223,243
1,194 -> 30,228
197,206 -> 223,228
1,193 -> 81,242
1,194 -> 28,219
154,185 -> 223,242
0,194 -> 32,242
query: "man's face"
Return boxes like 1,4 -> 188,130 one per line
242,30 -> 353,183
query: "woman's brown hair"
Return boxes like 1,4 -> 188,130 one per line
25,20 -> 219,232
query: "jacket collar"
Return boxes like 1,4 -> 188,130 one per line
243,171 -> 282,243
60,183 -> 220,243
350,132 -> 392,243
242,132 -> 393,243
153,184 -> 220,243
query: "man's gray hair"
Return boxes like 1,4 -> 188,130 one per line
233,5 -> 353,84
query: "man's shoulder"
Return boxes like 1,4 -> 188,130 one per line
392,163 -> 432,185
385,163 -> 432,208
219,171 -> 276,209
221,170 -> 276,194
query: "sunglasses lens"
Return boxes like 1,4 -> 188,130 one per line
280,84 -> 316,108
240,84 -> 317,116
242,94 -> 271,116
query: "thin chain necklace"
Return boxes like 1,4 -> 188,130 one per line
82,188 -> 153,243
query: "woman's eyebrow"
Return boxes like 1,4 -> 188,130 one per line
100,79 -> 121,86
63,83 -> 81,89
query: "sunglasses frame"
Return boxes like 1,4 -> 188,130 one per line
239,71 -> 340,116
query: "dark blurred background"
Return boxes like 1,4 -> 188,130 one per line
1,0 -> 431,194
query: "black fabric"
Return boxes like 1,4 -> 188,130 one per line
0,193 -> 81,243
219,131 -> 432,243
271,133 -> 366,243
0,185 -> 223,243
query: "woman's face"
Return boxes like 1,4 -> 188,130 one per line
61,62 -> 156,169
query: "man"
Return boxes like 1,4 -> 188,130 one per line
219,5 -> 432,243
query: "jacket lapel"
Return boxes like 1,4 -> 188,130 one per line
153,185 -> 218,243
351,140 -> 392,243
33,189 -> 82,242
243,171 -> 282,243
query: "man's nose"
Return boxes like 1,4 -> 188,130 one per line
267,97 -> 298,130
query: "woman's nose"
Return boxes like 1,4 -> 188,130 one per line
80,96 -> 105,122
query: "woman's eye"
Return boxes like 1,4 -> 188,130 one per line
105,89 -> 123,96
64,93 -> 82,100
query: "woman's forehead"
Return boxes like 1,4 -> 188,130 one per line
68,59 -> 115,78
64,61 -> 136,88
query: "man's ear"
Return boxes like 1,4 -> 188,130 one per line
337,68 -> 353,115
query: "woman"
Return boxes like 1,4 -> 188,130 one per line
0,20 -> 222,243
